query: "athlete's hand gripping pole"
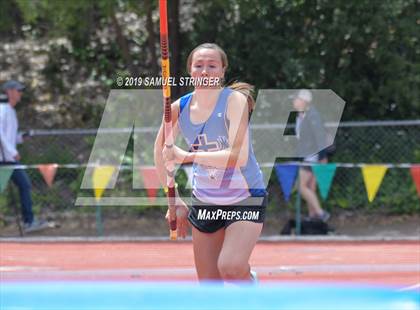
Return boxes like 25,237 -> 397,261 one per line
159,0 -> 177,240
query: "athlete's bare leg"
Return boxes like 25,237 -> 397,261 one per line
192,226 -> 225,281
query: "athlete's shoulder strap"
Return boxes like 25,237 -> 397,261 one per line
179,92 -> 192,114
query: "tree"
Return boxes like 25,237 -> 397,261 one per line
1,0 -> 418,126
184,0 -> 419,120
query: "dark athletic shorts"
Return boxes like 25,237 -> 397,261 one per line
188,195 -> 267,234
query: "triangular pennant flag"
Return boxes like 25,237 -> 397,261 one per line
183,165 -> 193,188
410,165 -> 420,198
0,167 -> 14,193
92,166 -> 116,201
361,165 -> 388,202
38,164 -> 58,187
312,163 -> 337,200
139,166 -> 161,203
274,163 -> 298,202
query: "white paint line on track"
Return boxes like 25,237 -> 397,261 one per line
398,283 -> 420,291
1,264 -> 418,279
1,236 -> 419,242
263,264 -> 420,274
0,266 -> 58,272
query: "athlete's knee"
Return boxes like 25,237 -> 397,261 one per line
217,257 -> 248,280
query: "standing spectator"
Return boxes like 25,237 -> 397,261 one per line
293,89 -> 330,222
0,80 -> 48,233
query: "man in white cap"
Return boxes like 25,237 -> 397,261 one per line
293,89 -> 330,222
0,80 -> 48,233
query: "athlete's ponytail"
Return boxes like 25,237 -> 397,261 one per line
228,82 -> 256,118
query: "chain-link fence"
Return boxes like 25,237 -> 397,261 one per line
1,120 -> 419,237
254,120 -> 420,212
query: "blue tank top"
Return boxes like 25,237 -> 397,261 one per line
178,87 -> 266,205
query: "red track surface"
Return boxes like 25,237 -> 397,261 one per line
1,241 -> 419,289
